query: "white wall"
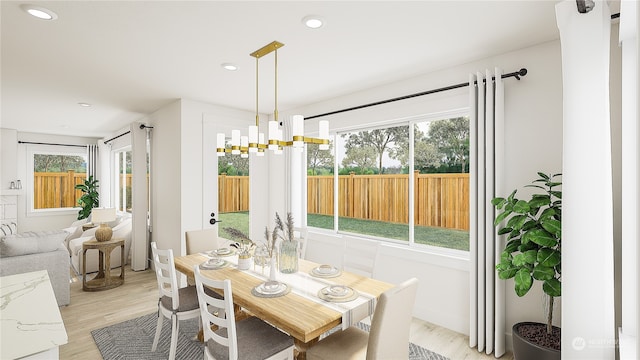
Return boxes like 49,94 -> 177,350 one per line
149,99 -> 256,257
286,40 -> 564,340
1,128 -> 18,191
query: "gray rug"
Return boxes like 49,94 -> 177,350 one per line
92,312 -> 449,360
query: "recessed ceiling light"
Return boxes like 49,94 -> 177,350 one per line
78,102 -> 91,107
302,15 -> 324,29
221,63 -> 238,71
21,4 -> 58,20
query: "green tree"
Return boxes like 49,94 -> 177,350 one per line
307,142 -> 334,176
218,154 -> 249,176
34,154 -> 85,172
341,146 -> 377,174
389,125 -> 440,172
342,126 -> 409,174
427,117 -> 470,173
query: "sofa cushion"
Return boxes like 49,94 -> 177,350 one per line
0,230 -> 68,257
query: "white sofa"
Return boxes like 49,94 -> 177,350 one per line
0,230 -> 70,306
68,217 -> 132,275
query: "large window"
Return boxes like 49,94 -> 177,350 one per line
29,146 -> 87,212
114,149 -> 132,213
307,114 -> 470,252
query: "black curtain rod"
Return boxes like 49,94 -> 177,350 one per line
104,131 -> 131,144
305,68 -> 528,120
18,141 -> 86,148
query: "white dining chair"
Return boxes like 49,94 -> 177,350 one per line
306,277 -> 419,360
193,266 -> 295,360
186,228 -> 223,255
150,242 -> 202,360
342,240 -> 380,278
293,226 -> 309,260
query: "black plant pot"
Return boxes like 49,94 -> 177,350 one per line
512,322 -> 560,360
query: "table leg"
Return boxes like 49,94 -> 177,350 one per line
119,243 -> 125,280
94,250 -> 105,280
104,249 -> 112,286
293,338 -> 318,360
82,249 -> 88,289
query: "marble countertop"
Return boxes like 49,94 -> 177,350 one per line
0,270 -> 68,359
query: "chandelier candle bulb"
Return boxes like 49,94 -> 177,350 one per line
268,121 -> 279,150
240,136 -> 249,158
319,120 -> 330,150
257,133 -> 265,156
248,125 -> 258,152
231,130 -> 241,155
292,115 -> 304,148
216,133 -> 226,156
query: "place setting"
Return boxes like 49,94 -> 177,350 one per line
317,285 -> 359,303
208,247 -> 236,257
251,280 -> 291,298
199,256 -> 229,270
309,264 -> 341,278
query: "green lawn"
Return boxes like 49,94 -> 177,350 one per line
219,211 -> 469,251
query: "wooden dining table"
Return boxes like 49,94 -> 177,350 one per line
174,253 -> 393,360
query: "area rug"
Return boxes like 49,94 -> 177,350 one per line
92,312 -> 449,360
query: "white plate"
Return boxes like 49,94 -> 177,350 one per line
215,248 -> 232,255
257,281 -> 285,294
313,265 -> 339,276
323,285 -> 349,297
201,259 -> 226,269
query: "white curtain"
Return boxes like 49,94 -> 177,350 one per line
556,1 -> 616,358
469,68 -> 505,358
619,0 -> 639,357
87,144 -> 99,179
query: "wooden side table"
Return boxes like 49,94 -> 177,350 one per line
82,238 -> 125,291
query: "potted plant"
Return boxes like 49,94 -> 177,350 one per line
75,175 -> 99,220
492,172 -> 561,360
223,227 -> 255,270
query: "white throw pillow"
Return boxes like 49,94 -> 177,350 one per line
0,230 -> 67,257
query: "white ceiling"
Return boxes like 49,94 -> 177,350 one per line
1,1 -> 564,139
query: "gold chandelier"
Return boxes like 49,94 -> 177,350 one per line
217,41 -> 329,158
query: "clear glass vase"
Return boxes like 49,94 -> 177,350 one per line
278,240 -> 299,274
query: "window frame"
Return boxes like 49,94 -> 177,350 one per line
306,108 -> 470,256
26,144 -> 88,216
113,146 -> 132,214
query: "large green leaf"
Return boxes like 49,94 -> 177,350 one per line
523,228 -> 558,247
498,227 -> 513,235
513,200 -> 530,214
514,268 -> 533,297
513,250 -> 537,266
506,214 -> 528,231
541,219 -> 561,237
543,278 -> 561,297
504,240 -> 521,254
528,194 -> 551,208
494,209 -> 513,226
497,265 -> 518,280
537,248 -> 561,267
532,265 -> 555,280
491,197 -> 506,208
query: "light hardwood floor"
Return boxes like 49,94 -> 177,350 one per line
59,266 -> 513,360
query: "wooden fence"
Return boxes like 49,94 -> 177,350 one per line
33,171 -> 134,209
308,172 -> 469,231
35,171 -> 469,231
218,174 -> 250,213
33,171 -> 86,209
